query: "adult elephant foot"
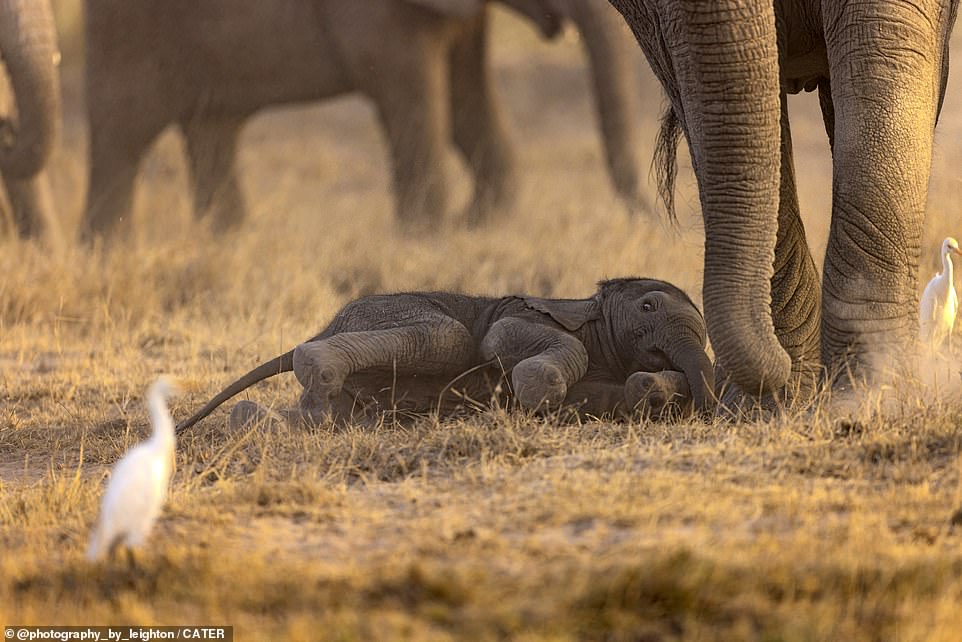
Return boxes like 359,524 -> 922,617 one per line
821,302 -> 920,392
394,204 -> 447,237
204,200 -> 247,236
4,172 -> 62,250
462,173 -> 518,228
182,115 -> 247,233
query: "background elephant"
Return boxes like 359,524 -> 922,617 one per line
80,0 -> 645,239
608,0 -> 958,399
175,277 -> 714,431
0,0 -> 62,243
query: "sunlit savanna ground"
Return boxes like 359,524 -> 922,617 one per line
3,5 -> 962,640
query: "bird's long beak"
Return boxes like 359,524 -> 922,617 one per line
953,247 -> 962,257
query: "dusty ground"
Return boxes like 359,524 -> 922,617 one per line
3,7 -> 962,641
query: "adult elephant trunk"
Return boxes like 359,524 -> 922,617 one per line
679,0 -> 789,396
665,335 -> 714,415
0,0 -> 60,178
562,0 -> 643,208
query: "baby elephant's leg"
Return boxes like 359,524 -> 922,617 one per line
625,370 -> 693,419
563,380 -> 636,418
293,317 -> 475,424
480,318 -> 588,410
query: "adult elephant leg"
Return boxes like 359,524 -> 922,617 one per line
771,95 -> 821,394
480,318 -> 588,410
0,0 -> 60,181
563,0 -> 645,211
181,116 -> 246,232
449,14 -> 518,226
80,110 -> 162,241
293,317 -> 475,423
772,94 -> 821,398
820,1 -> 946,381
367,29 -> 450,231
3,171 -> 60,246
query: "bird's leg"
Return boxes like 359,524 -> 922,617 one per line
124,546 -> 137,573
104,535 -> 123,563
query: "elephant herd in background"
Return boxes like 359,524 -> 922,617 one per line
2,0 -> 960,412
80,0 -> 648,235
5,0 -> 648,241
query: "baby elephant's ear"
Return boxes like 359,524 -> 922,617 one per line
522,296 -> 601,332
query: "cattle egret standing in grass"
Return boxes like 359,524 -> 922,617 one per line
920,237 -> 962,350
86,377 -> 177,562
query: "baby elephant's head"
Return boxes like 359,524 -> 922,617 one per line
597,278 -> 714,414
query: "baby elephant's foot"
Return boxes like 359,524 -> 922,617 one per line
512,358 -> 568,411
229,400 -> 286,432
626,370 -> 692,420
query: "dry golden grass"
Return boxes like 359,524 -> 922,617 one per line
4,8 -> 962,641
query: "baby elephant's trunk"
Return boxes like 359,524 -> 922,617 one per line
668,338 -> 715,416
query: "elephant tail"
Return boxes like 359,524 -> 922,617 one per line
653,105 -> 682,223
176,350 -> 294,434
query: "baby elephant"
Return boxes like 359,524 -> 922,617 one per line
176,278 -> 714,432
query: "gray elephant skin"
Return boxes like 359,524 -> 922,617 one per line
0,0 -> 61,241
607,0 -> 959,400
80,0 -> 644,239
176,277 -> 714,431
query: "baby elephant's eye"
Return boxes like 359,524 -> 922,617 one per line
642,301 -> 654,312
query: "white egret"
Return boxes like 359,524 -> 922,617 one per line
86,377 -> 178,562
920,237 -> 962,350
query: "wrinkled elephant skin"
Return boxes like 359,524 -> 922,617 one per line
608,0 -> 958,403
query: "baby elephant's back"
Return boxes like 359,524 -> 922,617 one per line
323,292 -> 498,339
